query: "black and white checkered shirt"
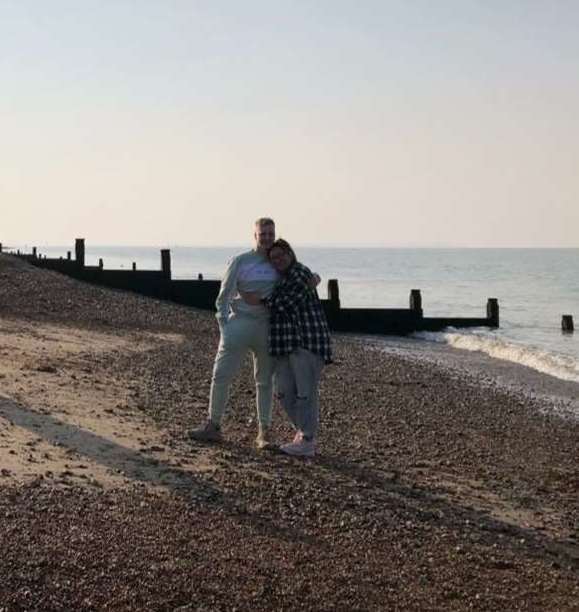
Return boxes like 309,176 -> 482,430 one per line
265,262 -> 332,363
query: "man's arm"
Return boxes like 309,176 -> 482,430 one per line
215,256 -> 241,325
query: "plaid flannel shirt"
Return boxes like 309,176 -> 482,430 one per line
265,262 -> 332,363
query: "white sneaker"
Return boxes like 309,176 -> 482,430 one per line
280,438 -> 315,457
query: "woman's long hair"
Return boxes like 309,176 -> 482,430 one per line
267,238 -> 297,265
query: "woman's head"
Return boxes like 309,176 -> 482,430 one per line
268,239 -> 296,273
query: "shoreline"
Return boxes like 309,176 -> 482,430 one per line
358,334 -> 579,421
1,253 -> 578,610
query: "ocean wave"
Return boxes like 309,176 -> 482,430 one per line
413,329 -> 579,383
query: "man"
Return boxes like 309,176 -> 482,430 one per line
189,217 -> 278,449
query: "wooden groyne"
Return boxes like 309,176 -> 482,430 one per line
1,240 -> 499,335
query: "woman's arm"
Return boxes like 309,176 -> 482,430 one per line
238,290 -> 262,306
265,265 -> 314,315
239,270 -> 320,307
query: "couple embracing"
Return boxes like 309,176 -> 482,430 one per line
190,217 -> 332,457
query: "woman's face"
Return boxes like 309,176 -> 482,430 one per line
269,247 -> 293,273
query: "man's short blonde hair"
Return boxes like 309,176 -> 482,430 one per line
254,217 -> 275,228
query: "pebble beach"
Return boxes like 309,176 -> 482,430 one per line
0,253 -> 578,611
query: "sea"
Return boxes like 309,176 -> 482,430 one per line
34,245 -> 579,413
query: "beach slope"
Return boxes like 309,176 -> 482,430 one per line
0,253 -> 577,611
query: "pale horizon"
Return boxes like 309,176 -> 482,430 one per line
6,239 -> 579,252
2,2 -> 578,248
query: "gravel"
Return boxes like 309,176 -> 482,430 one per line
1,253 -> 578,611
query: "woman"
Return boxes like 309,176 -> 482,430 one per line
242,239 -> 332,457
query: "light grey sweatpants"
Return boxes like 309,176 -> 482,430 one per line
208,314 -> 274,429
274,348 -> 325,440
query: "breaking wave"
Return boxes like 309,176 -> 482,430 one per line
413,329 -> 579,383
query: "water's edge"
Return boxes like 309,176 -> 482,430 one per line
350,333 -> 579,422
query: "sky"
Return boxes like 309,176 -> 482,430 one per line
2,0 -> 578,248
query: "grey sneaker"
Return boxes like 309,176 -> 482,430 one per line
188,421 -> 222,443
280,438 -> 315,457
255,428 -> 276,451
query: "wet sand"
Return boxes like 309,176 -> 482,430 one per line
1,253 -> 578,611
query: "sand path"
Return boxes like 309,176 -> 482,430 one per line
0,318 -> 216,492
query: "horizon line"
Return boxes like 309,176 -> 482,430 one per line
5,242 -> 578,250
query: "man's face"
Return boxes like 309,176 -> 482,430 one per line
254,223 -> 275,252
269,247 -> 292,273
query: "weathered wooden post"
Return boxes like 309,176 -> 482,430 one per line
75,238 -> 85,268
98,258 -> 104,270
67,251 -> 71,260
32,247 -> 37,258
487,298 -> 499,328
132,262 -> 137,271
328,279 -> 340,308
161,249 -> 171,279
562,315 -> 574,333
326,279 -> 340,328
198,273 -> 204,280
409,289 -> 423,316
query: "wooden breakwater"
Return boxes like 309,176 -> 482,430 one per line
1,239 -> 499,335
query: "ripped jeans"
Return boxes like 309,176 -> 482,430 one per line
274,348 -> 325,440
